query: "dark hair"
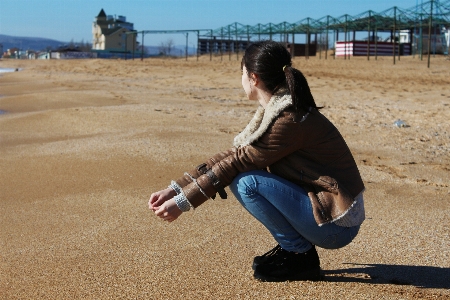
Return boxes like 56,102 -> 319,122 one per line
241,40 -> 322,112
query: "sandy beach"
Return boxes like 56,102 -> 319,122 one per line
1,54 -> 449,299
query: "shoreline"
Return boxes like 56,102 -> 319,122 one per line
0,67 -> 20,73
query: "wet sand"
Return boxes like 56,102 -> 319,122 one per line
1,55 -> 449,299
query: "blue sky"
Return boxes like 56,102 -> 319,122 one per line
1,0 -> 419,46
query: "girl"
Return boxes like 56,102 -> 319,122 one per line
149,40 -> 365,282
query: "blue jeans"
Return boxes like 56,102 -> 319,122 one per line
229,170 -> 360,253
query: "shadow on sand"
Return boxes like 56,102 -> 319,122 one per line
322,263 -> 450,289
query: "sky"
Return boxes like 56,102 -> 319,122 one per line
0,0 -> 420,46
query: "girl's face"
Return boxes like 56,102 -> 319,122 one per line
241,65 -> 255,100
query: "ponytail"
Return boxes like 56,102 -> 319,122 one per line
283,66 -> 323,112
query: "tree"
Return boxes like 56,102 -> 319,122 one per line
68,39 -> 76,49
317,35 -> 329,52
159,39 -> 175,56
78,39 -> 92,52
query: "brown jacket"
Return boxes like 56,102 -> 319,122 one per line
175,93 -> 365,226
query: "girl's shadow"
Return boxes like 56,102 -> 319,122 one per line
323,263 -> 450,289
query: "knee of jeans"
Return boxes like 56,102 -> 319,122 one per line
229,177 -> 239,196
229,171 -> 258,198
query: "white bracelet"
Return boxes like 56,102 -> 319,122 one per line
173,193 -> 191,212
168,180 -> 182,195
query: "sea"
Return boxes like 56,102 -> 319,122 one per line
0,68 -> 18,73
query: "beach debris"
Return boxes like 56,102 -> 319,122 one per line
394,119 -> 409,128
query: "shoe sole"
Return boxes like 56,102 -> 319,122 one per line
253,267 -> 322,282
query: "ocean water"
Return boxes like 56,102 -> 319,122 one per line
0,68 -> 19,73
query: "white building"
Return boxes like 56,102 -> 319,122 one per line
92,9 -> 138,52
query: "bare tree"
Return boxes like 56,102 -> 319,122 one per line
317,35 -> 329,52
68,39 -> 76,49
78,39 -> 92,52
159,39 -> 175,56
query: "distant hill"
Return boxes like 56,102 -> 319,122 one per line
0,34 -> 197,56
0,34 -> 67,51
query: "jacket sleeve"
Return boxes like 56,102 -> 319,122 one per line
175,111 -> 306,208
174,148 -> 236,189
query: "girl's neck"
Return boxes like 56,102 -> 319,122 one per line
257,90 -> 273,108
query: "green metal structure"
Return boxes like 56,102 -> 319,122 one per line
130,0 -> 449,67
206,0 -> 449,67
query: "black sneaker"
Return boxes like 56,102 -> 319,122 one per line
252,245 -> 283,270
253,246 -> 321,282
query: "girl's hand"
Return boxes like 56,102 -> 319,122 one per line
154,198 -> 183,222
148,187 -> 177,211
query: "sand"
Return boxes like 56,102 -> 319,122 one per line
1,54 -> 449,299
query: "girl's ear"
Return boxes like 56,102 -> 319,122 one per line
250,73 -> 259,86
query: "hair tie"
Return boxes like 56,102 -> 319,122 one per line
283,65 -> 288,71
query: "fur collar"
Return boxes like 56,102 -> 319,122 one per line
233,92 -> 293,147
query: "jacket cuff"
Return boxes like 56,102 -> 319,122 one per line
175,170 -> 202,188
182,175 -> 214,208
175,149 -> 236,188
